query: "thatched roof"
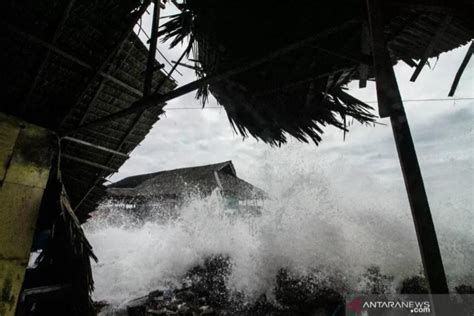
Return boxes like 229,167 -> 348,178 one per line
2,0 -> 176,221
108,161 -> 268,200
160,0 -> 473,145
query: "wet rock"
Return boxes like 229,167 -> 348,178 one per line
125,256 -> 348,316
398,275 -> 429,294
176,290 -> 196,301
275,268 -> 345,315
455,284 -> 474,294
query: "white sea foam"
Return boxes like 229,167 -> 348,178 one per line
83,140 -> 474,305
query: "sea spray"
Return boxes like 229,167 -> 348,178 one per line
85,183 -> 427,305
85,147 -> 473,306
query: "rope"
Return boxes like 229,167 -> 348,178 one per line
163,97 -> 474,111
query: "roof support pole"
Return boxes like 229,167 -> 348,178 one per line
0,113 -> 54,316
366,0 -> 449,301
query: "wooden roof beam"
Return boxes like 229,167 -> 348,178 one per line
410,15 -> 452,82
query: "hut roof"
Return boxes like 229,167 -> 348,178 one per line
2,0 -> 177,221
160,0 -> 473,145
108,161 -> 268,200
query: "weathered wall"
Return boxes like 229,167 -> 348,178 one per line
0,113 -> 53,316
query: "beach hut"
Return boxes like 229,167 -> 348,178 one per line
107,161 -> 268,218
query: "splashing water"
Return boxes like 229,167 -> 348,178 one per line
84,157 -> 473,306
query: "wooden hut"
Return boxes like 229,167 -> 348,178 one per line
106,161 -> 268,218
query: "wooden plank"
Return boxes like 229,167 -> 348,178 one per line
410,15 -> 452,82
448,41 -> 473,96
